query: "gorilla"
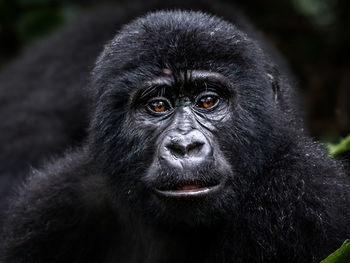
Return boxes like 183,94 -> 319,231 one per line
0,4 -> 350,263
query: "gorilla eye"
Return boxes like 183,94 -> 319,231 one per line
149,99 -> 170,113
153,101 -> 166,112
197,96 -> 218,109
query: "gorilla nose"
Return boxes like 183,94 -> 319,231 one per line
160,130 -> 212,169
167,141 -> 204,157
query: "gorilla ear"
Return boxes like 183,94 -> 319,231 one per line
266,66 -> 282,103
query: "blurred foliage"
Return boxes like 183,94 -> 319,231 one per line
0,0 -> 78,65
15,8 -> 63,44
320,240 -> 350,263
291,0 -> 336,26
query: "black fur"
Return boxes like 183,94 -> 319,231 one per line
1,4 -> 349,263
0,0 -> 295,223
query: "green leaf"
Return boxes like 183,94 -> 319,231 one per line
327,135 -> 350,156
320,240 -> 350,263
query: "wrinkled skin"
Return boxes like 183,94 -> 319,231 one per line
0,10 -> 349,263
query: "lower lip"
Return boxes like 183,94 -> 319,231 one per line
154,185 -> 221,198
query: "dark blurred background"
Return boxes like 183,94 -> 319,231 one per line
0,0 -> 349,142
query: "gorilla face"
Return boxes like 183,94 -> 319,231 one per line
90,11 -> 281,226
137,70 -> 233,186
134,70 -> 235,226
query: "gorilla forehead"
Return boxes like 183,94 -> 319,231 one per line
96,10 -> 260,73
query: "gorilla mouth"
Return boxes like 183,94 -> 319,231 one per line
154,182 -> 221,198
149,162 -> 225,198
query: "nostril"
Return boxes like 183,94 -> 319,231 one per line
166,141 -> 205,158
166,143 -> 186,157
186,142 -> 204,156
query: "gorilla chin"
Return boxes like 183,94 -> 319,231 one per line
142,161 -> 233,227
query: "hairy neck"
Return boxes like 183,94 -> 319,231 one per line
113,214 -> 226,263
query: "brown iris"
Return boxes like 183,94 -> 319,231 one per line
201,96 -> 215,109
152,101 -> 166,112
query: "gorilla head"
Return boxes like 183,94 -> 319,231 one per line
89,11 -> 290,227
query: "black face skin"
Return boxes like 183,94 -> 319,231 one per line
90,11 -> 285,227
137,71 -> 232,189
